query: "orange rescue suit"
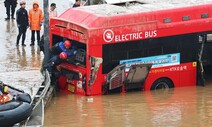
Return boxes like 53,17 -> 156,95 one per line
28,2 -> 43,30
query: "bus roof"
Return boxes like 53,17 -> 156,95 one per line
56,0 -> 212,30
81,0 -> 212,16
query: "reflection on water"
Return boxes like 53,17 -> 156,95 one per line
0,17 -> 43,72
16,47 -> 27,67
0,8 -> 44,95
30,46 -> 41,69
5,20 -> 16,33
45,83 -> 212,127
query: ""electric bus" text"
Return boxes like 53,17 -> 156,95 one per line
114,30 -> 157,42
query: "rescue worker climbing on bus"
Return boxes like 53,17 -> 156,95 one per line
44,52 -> 68,72
51,40 -> 77,57
44,52 -> 68,87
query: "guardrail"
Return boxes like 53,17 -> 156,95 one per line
19,70 -> 53,127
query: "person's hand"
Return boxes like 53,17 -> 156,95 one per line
17,24 -> 21,28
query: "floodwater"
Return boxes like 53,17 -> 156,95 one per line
45,81 -> 212,127
0,0 -> 212,127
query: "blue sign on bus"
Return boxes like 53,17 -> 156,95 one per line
120,53 -> 180,71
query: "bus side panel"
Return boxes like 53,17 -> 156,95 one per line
144,62 -> 196,91
87,45 -> 103,95
144,71 -> 180,91
179,62 -> 197,87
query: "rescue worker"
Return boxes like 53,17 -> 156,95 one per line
4,0 -> 17,20
28,1 -> 43,46
44,52 -> 68,87
0,82 -> 9,95
44,52 -> 67,72
16,1 -> 28,46
73,0 -> 81,8
49,3 -> 57,18
0,82 -> 10,104
51,40 -> 77,57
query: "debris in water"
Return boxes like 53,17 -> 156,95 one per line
87,98 -> 93,102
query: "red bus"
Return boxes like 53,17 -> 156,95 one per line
49,1 -> 212,95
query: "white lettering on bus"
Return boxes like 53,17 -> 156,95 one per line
115,32 -> 143,42
145,30 -> 157,38
104,29 -> 157,42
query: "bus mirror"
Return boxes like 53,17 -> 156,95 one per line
89,57 -> 103,85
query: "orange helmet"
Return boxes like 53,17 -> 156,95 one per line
59,52 -> 67,59
64,40 -> 71,49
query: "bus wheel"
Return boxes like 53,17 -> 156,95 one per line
151,78 -> 174,90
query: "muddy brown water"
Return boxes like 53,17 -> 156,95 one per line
45,80 -> 212,127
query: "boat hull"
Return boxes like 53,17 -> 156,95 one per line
0,101 -> 32,126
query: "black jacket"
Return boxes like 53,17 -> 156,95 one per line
16,8 -> 29,28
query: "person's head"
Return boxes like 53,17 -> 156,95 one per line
50,3 -> 56,11
76,0 -> 81,5
59,52 -> 68,59
33,1 -> 39,9
64,40 -> 71,49
20,1 -> 26,8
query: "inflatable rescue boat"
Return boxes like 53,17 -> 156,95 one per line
0,81 -> 32,126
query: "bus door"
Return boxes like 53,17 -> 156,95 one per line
198,34 -> 212,85
103,63 -> 152,93
124,64 -> 152,90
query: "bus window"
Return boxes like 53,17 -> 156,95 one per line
103,40 -> 146,74
147,47 -> 162,56
112,51 -> 128,61
163,45 -> 179,55
207,34 -> 212,43
180,34 -> 197,63
129,49 -> 145,58
199,34 -> 212,43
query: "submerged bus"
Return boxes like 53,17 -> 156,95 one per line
49,0 -> 212,95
